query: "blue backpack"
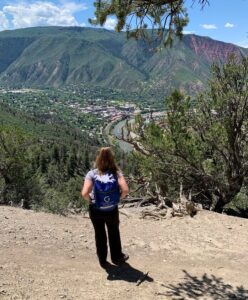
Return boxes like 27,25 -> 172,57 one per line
93,172 -> 120,211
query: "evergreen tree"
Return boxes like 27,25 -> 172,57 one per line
91,0 -> 208,46
52,145 -> 60,163
133,56 -> 248,212
0,126 -> 37,206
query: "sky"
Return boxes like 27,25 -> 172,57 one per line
0,0 -> 247,48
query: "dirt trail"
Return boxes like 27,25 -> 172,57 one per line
1,206 -> 248,300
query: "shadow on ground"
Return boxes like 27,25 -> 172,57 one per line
161,270 -> 248,299
104,262 -> 154,284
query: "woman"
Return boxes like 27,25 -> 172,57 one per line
81,147 -> 129,268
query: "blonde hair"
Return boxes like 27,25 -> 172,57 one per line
95,147 -> 119,175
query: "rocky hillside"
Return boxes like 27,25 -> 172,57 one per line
0,27 -> 247,96
183,35 -> 245,62
0,205 -> 248,299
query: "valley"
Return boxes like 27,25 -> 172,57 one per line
0,86 -> 139,135
1,26 -> 248,145
1,26 -> 248,217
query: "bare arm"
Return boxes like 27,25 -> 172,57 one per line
81,179 -> 93,202
118,176 -> 129,199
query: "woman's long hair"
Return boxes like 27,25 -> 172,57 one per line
95,147 -> 119,175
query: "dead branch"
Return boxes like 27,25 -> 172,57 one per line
171,184 -> 199,217
121,197 -> 144,204
125,177 -> 200,218
140,207 -> 167,220
125,175 -> 170,209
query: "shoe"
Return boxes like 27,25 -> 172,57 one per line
112,253 -> 129,265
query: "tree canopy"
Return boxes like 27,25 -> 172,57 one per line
127,55 -> 248,214
90,0 -> 209,46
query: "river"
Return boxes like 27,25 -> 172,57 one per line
108,111 -> 165,152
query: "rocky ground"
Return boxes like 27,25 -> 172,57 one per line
0,205 -> 248,300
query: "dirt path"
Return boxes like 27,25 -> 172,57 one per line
1,206 -> 248,300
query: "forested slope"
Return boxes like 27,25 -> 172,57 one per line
0,26 -> 247,96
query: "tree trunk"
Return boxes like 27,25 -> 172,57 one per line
213,197 -> 226,213
212,173 -> 244,213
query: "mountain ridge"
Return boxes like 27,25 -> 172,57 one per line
0,26 -> 247,95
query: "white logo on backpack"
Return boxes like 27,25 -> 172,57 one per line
94,174 -> 116,183
104,196 -> 111,203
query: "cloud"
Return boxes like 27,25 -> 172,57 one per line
224,22 -> 234,28
0,11 -> 9,30
59,1 -> 87,13
104,18 -> 117,30
201,24 -> 217,30
2,1 -> 87,29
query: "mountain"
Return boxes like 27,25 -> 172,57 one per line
0,26 -> 247,96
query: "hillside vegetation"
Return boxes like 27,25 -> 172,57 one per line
0,26 -> 247,97
0,103 -> 100,213
0,102 -> 137,213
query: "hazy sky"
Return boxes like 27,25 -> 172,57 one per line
0,0 -> 247,48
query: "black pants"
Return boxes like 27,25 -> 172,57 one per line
89,205 -> 123,263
